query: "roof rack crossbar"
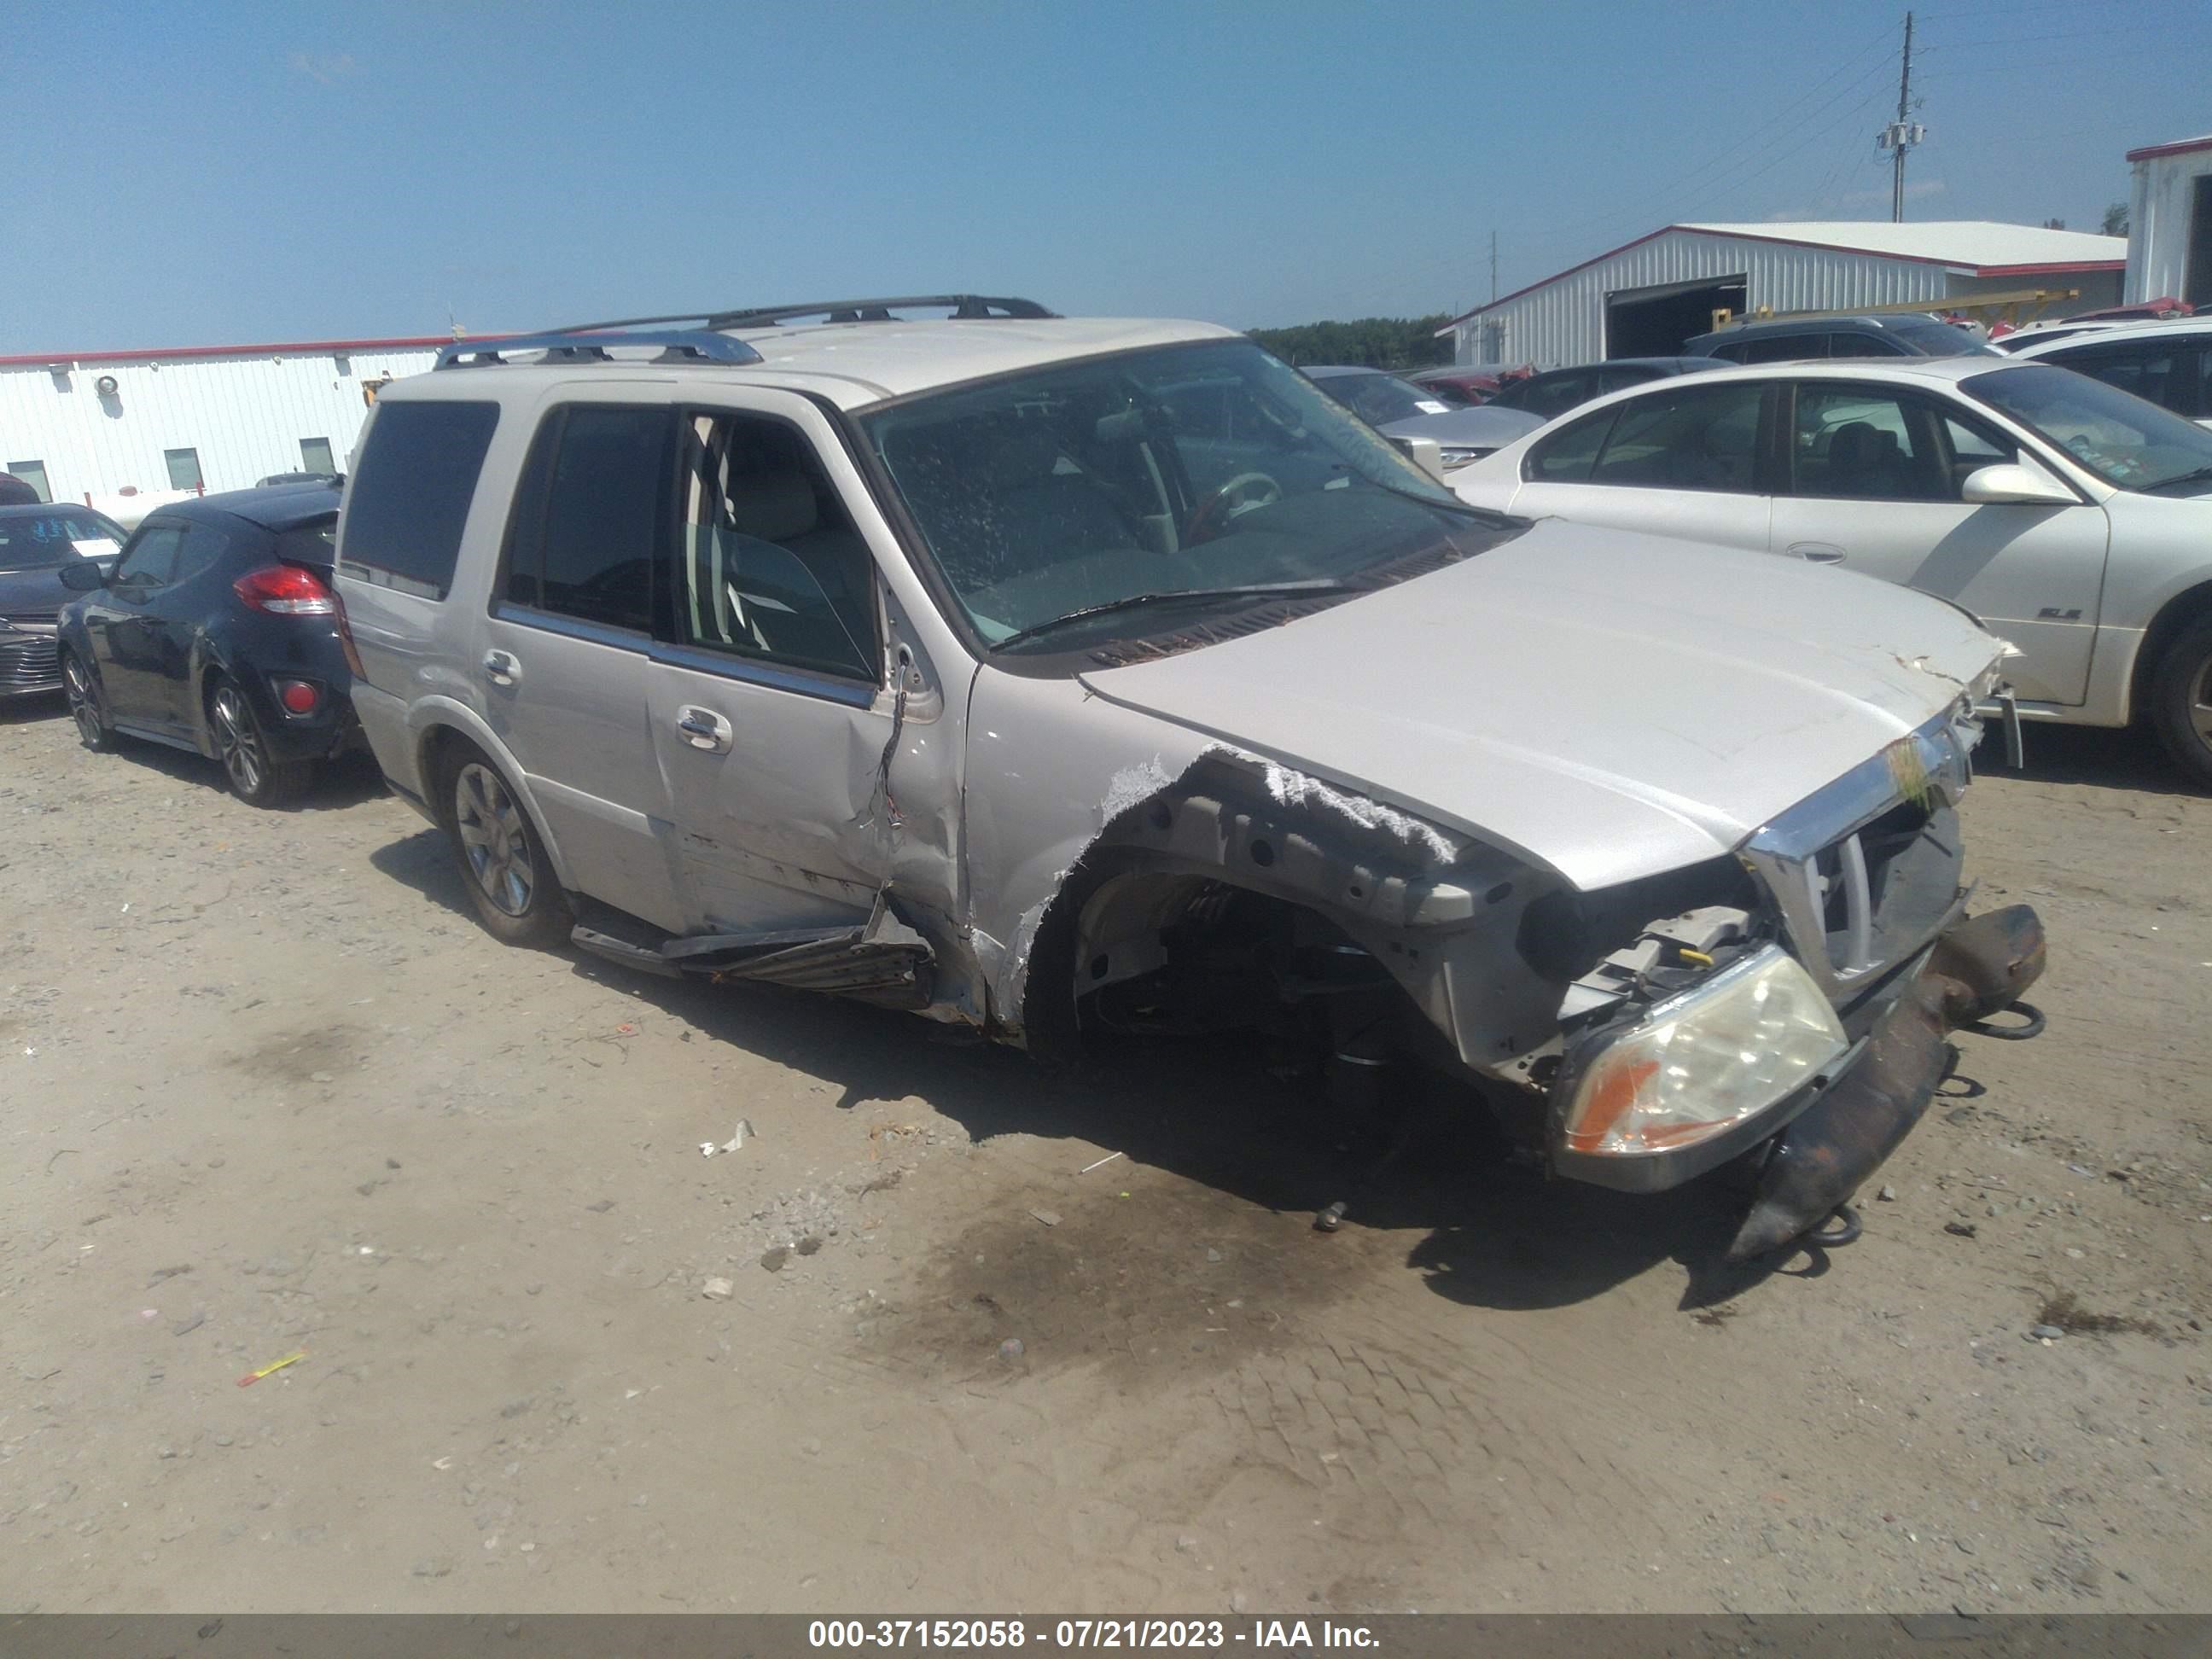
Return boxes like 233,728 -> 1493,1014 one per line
434,329 -> 764,370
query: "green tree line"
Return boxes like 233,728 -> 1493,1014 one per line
1246,315 -> 1454,370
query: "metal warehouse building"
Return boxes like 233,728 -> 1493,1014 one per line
1445,221 -> 2127,370
2123,133 -> 2212,306
0,336 -> 449,519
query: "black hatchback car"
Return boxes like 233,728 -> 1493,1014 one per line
57,486 -> 358,806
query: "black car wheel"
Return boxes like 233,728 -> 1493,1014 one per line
208,678 -> 313,807
439,742 -> 574,949
2150,614 -> 2212,789
60,650 -> 114,752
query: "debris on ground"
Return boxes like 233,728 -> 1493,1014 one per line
236,1350 -> 306,1388
701,1119 -> 755,1157
1944,1221 -> 1978,1238
760,1247 -> 790,1273
701,1278 -> 734,1301
1029,1208 -> 1061,1227
2036,1290 -> 2161,1336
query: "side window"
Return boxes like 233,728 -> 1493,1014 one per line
1594,368 -> 1656,398
340,400 -> 500,599
2193,347 -> 2212,419
114,523 -> 184,586
1523,408 -> 1616,483
669,412 -> 879,683
1941,412 -> 2020,493
171,521 -> 234,585
1789,385 -> 1953,501
1739,334 -> 1826,364
2058,345 -> 2178,410
1586,381 -> 1767,492
502,405 -> 667,633
1828,332 -> 1908,358
1523,372 -> 1592,419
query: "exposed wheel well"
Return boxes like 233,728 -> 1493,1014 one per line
2131,579 -> 2212,720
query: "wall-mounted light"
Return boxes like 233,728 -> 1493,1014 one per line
95,374 -> 120,397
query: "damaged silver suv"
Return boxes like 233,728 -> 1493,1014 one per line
334,295 -> 2046,1261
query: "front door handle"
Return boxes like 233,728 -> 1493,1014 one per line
675,705 -> 733,754
482,649 -> 521,687
1788,541 -> 1847,564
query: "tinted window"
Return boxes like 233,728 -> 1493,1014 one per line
274,521 -> 339,568
1517,371 -> 1593,419
1963,363 -> 2212,492
669,414 -> 878,682
1523,408 -> 1615,482
1311,373 -> 1439,426
1738,334 -> 1826,364
115,523 -> 183,586
1887,317 -> 2000,356
1586,381 -> 1766,492
504,405 -> 667,633
172,521 -> 235,584
2052,343 -> 2181,410
1827,332 -> 1909,358
1595,367 -> 1662,397
340,400 -> 499,600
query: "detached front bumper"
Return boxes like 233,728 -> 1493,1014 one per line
1726,904 -> 2046,1260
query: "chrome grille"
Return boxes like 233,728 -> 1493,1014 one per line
0,626 -> 61,690
1742,712 -> 1974,1004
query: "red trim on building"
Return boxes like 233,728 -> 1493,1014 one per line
1971,260 -> 2128,278
1445,224 -> 2124,328
2126,136 -> 2212,163
0,335 -> 501,369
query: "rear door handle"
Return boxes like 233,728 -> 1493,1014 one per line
1788,541 -> 1847,564
675,706 -> 733,754
482,649 -> 521,686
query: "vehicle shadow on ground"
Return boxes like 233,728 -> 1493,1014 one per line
1982,721 -> 2205,799
368,822 -> 1807,1315
79,730 -> 387,812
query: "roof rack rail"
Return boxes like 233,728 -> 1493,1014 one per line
700,294 -> 1057,329
434,329 -> 763,370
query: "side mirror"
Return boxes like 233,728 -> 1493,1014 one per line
1390,434 -> 1450,485
1961,463 -> 2075,507
59,559 -> 109,591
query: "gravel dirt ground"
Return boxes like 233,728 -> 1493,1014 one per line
3,698 -> 2207,1615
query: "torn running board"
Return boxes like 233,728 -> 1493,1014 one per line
571,895 -> 934,1008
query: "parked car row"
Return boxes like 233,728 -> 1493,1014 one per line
27,297 -> 2050,1267
0,504 -> 126,697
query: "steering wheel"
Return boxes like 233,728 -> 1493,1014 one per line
1184,472 -> 1284,546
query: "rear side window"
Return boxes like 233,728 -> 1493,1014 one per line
502,405 -> 670,634
1523,407 -> 1616,482
1827,331 -> 1908,358
172,521 -> 236,585
339,400 -> 499,600
1737,334 -> 1826,364
2052,343 -> 2181,410
1584,381 -> 1767,492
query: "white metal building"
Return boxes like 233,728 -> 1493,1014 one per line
2123,134 -> 2212,306
1443,221 -> 2127,370
0,336 -> 451,516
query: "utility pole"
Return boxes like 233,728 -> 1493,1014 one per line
1877,11 -> 1924,222
1489,230 -> 1499,305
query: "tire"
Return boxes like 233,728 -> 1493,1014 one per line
438,742 -> 574,950
2148,613 -> 2212,789
60,649 -> 114,753
207,677 -> 314,807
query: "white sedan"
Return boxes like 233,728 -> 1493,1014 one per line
1450,358 -> 2212,783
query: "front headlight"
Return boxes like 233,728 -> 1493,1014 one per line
1439,446 -> 1492,470
1560,946 -> 1847,1158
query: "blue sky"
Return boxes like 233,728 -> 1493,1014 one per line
3,0 -> 2203,351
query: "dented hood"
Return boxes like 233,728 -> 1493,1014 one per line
1077,521 -> 2000,891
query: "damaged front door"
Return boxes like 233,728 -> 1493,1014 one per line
644,402 -> 905,938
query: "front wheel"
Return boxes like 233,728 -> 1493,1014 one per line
2148,614 -> 2212,789
209,678 -> 314,806
440,745 -> 573,949
61,650 -> 114,752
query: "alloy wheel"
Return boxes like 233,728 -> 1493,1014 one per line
454,761 -> 535,917
210,686 -> 265,797
2190,651 -> 2212,751
63,655 -> 103,746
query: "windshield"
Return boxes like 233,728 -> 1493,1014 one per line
860,340 -> 1511,655
1962,363 -> 2212,492
0,507 -> 125,569
1307,370 -> 1445,426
